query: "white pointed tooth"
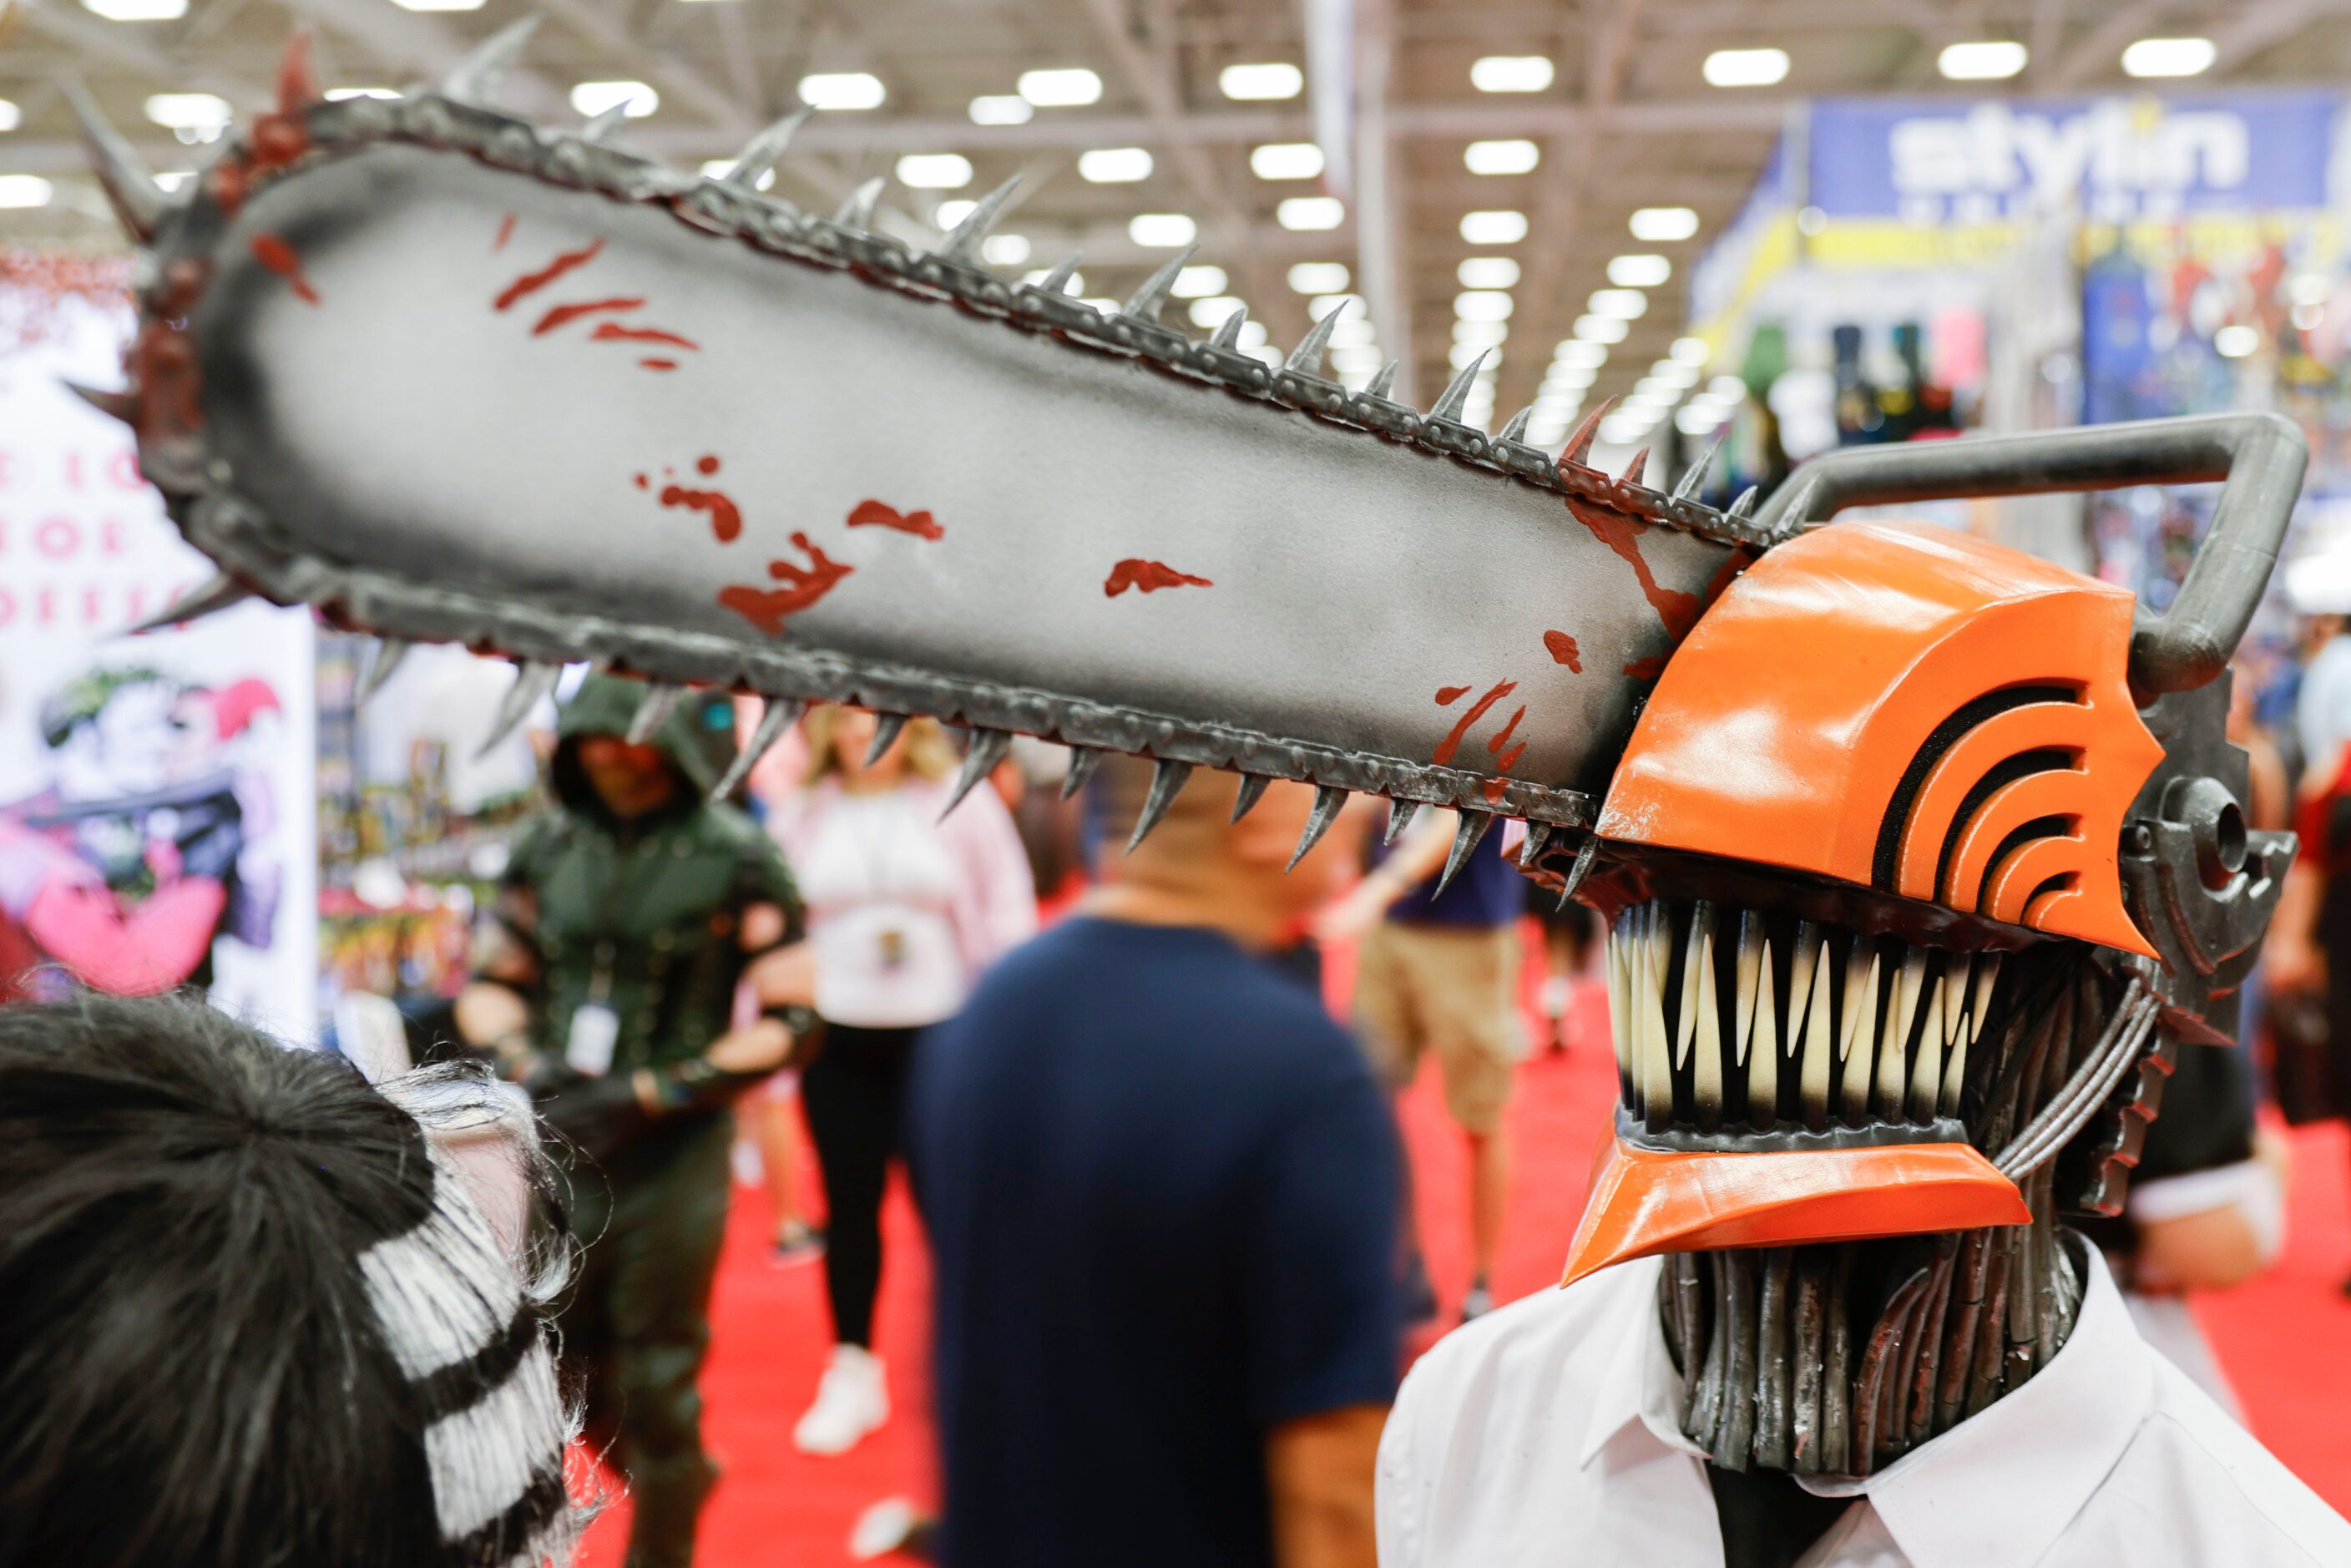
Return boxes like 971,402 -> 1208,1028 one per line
1939,1012 -> 1970,1117
1638,905 -> 1675,1120
1787,920 -> 1823,1034
1909,964 -> 1946,1122
1606,918 -> 1631,1080
1747,936 -> 1778,1124
1675,903 -> 1708,1071
1798,939 -> 1834,1123
1841,944 -> 1881,1122
1877,948 -> 1927,1116
1943,953 -> 1971,1048
1969,953 -> 2002,1046
1692,912 -> 1723,1116
1733,909 -> 1764,1065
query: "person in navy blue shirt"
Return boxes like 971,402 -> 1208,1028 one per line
907,757 -> 1401,1568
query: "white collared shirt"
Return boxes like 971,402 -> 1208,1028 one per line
1377,1244 -> 2350,1567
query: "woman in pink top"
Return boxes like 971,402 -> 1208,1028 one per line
767,705 -> 1038,1456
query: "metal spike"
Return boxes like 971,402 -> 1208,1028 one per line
1426,352 -> 1488,423
1231,772 -> 1271,822
1606,915 -> 1631,1078
833,176 -> 885,230
64,379 -> 136,423
478,660 -> 559,759
1366,359 -> 1398,398
1675,901 -> 1708,1070
1618,447 -> 1651,487
1692,914 -> 1724,1120
1798,940 -> 1834,1126
709,696 -> 802,802
125,573 -> 252,635
1519,820 -> 1555,869
63,78 -> 167,242
1432,809 -> 1494,895
1878,948 -> 1928,1116
1560,397 -> 1618,468
440,17 -> 541,107
863,712 -> 908,766
1497,406 -> 1534,443
1125,758 -> 1192,852
1285,296 -> 1350,377
1287,786 -> 1348,870
1969,953 -> 2002,1046
276,28 -> 321,115
1747,938 -> 1779,1125
1383,798 -> 1421,847
1733,911 -> 1765,1066
1840,944 -> 1881,1124
933,175 -> 1022,266
942,727 -> 1014,817
1059,743 -> 1103,800
625,682 -> 686,746
1034,253 -> 1083,295
357,638 -> 412,703
1556,834 -> 1600,908
1729,484 -> 1760,521
721,105 -> 814,189
579,103 -> 632,143
1909,968 -> 1947,1122
1121,245 -> 1197,324
1675,431 -> 1728,502
1211,303 -> 1251,350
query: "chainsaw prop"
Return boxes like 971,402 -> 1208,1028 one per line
77,27 -> 2305,1481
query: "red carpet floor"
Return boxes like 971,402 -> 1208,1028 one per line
581,937 -> 2351,1565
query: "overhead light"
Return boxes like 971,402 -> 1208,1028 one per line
1464,139 -> 1540,176
0,175 -> 53,209
1454,290 -> 1514,322
1246,344 -> 1285,367
84,0 -> 189,19
1709,375 -> 1746,400
1331,313 -> 1374,346
1588,288 -> 1647,320
1078,147 -> 1154,184
1019,68 -> 1103,107
798,73 -> 886,110
969,94 -> 1033,126
392,0 -> 483,9
1024,267 -> 1084,294
982,233 -> 1030,266
1130,212 -> 1198,247
144,92 -> 232,139
1460,209 -> 1529,245
1454,319 -> 1509,348
0,100 -> 18,134
1459,256 -> 1520,289
154,170 -> 192,191
933,199 -> 978,228
1277,196 -> 1344,230
1189,294 -> 1246,328
2121,37 -> 2215,78
1249,142 -> 1324,180
699,159 -> 774,190
1938,41 -> 2027,80
1471,55 -> 1555,93
1288,261 -> 1349,294
570,81 -> 658,119
897,153 -> 973,189
1703,48 -> 1790,88
1221,62 -> 1303,100
1607,254 -> 1671,287
1575,314 -> 1631,344
1309,293 -> 1353,321
1545,366 -> 1598,389
1631,205 -> 1700,242
326,86 -> 400,101
1331,345 -> 1383,373
1673,336 -> 1712,366
1237,319 -> 1270,350
2214,323 -> 2260,357
2290,273 -> 2332,307
1556,341 -> 1609,369
1676,405 -> 1726,435
1661,360 -> 1701,386
1172,265 -> 1229,298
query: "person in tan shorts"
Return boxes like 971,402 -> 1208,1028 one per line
1319,807 -> 1526,1322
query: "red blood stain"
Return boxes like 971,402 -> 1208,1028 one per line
1496,740 -> 1528,772
719,533 -> 855,635
1434,680 -> 1517,766
848,499 -> 944,540
1105,559 -> 1213,597
532,296 -> 645,336
591,322 -> 700,350
640,358 -> 679,372
697,455 -> 720,476
1435,685 -> 1472,706
1565,496 -> 1704,641
1623,655 -> 1667,680
655,479 -> 743,544
494,213 -> 517,251
1696,548 -> 1754,617
633,473 -> 649,489
1543,630 -> 1582,672
1487,706 -> 1526,756
276,28 -> 320,114
209,160 -> 248,215
249,235 -> 320,304
1484,777 -> 1510,806
495,240 -> 606,311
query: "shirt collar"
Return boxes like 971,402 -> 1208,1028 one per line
1577,1257 -> 1710,1469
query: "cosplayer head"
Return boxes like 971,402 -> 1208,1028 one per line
548,672 -> 736,823
0,994 -> 581,1567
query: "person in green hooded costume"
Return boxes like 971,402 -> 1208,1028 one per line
455,673 -> 813,1568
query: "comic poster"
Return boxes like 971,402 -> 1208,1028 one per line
0,281 -> 318,1033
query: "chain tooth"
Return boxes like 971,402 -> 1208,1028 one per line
477,660 -> 559,759
862,712 -> 908,766
126,573 -> 251,635
625,681 -> 687,746
1497,406 -> 1534,443
1426,352 -> 1489,422
1230,772 -> 1272,822
1432,808 -> 1494,894
1557,834 -> 1600,908
1121,245 -> 1197,324
65,380 -> 138,424
1674,430 -> 1728,502
1211,302 -> 1251,349
1287,786 -> 1347,870
1365,359 -> 1398,398
1032,253 -> 1083,295
1728,484 -> 1760,521
1797,939 -> 1834,1128
1285,297 -> 1350,377
1559,397 -> 1617,468
933,175 -> 1022,266
720,105 -> 814,189
1382,798 -> 1421,847
1059,743 -> 1104,801
63,78 -> 169,242
833,176 -> 885,230
942,726 -> 1014,817
356,638 -> 412,704
440,16 -> 539,106
710,696 -> 803,802
1518,820 -> 1555,868
1125,758 -> 1192,851
1618,446 -> 1651,487
579,102 -> 632,143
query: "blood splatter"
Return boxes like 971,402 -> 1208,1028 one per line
1543,631 -> 1582,672
1105,559 -> 1213,597
654,478 -> 744,544
696,455 -> 720,476
532,296 -> 645,336
494,240 -> 606,311
590,322 -> 700,350
640,359 -> 678,372
1487,706 -> 1525,756
1622,656 -> 1667,680
494,213 -> 517,252
1565,496 -> 1703,641
210,161 -> 248,215
1484,777 -> 1510,806
1435,685 -> 1471,706
848,499 -> 944,540
719,533 -> 855,635
249,235 -> 320,305
633,473 -> 649,490
1433,680 -> 1517,766
1496,741 -> 1528,772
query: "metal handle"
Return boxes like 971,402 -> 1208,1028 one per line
1749,412 -> 2308,696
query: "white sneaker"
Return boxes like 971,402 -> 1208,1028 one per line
794,1344 -> 889,1456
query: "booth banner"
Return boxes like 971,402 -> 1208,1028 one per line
0,289 -> 318,1032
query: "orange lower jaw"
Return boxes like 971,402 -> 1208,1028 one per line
1561,1135 -> 2032,1287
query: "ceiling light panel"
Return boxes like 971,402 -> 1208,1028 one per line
1938,41 -> 2027,80
1703,48 -> 1790,88
1130,213 -> 1198,246
1630,206 -> 1701,242
1278,197 -> 1344,230
1460,210 -> 1529,244
1288,262 -> 1349,294
798,73 -> 885,110
1249,143 -> 1324,180
1019,68 -> 1103,106
1221,63 -> 1303,100
1471,56 -> 1555,93
1078,147 -> 1153,183
1607,254 -> 1671,287
968,94 -> 1032,125
1459,257 -> 1520,289
1464,139 -> 1540,176
895,153 -> 971,189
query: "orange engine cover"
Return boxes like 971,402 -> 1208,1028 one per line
1595,518 -> 2162,957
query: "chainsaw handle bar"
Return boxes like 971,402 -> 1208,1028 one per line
1750,412 -> 2309,696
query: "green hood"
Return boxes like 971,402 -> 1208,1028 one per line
552,673 -> 738,808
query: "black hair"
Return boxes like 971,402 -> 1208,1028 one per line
0,994 -> 574,1568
